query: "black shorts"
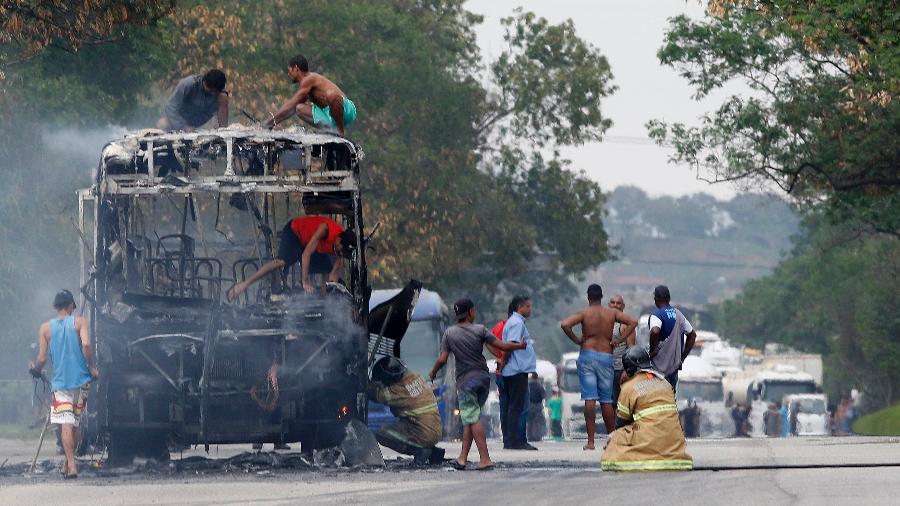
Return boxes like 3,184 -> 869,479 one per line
277,222 -> 333,274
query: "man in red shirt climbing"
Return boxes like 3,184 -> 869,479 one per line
226,216 -> 356,301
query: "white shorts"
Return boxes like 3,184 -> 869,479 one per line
50,385 -> 90,427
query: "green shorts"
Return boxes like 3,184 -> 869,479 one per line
457,373 -> 490,425
311,97 -> 357,128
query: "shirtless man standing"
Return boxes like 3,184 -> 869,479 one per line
263,54 -> 358,135
560,284 -> 637,449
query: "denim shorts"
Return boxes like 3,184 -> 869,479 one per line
577,350 -> 614,404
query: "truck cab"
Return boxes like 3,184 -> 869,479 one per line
784,393 -> 829,436
677,355 -> 730,437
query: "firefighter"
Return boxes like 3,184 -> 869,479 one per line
369,357 -> 445,465
601,346 -> 693,472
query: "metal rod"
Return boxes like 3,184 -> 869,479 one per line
29,413 -> 51,473
136,348 -> 179,390
293,339 -> 332,376
368,304 -> 395,368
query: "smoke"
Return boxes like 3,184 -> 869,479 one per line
0,124 -> 130,423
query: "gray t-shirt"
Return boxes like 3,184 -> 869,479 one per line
440,323 -> 498,383
612,323 -> 628,370
164,75 -> 220,130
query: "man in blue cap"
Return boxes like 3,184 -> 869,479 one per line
648,285 -> 697,391
29,289 -> 98,479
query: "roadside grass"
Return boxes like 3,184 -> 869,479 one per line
853,404 -> 900,436
0,423 -> 43,440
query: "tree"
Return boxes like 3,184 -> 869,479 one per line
0,0 -> 174,75
715,215 -> 900,409
166,1 -> 617,307
647,0 -> 900,236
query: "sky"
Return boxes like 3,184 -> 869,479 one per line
467,0 -> 742,199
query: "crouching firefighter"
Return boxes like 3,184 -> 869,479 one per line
369,357 -> 445,465
600,346 -> 692,472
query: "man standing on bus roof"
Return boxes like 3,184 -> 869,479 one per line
28,289 -> 99,479
648,285 -> 697,391
226,215 -> 356,301
263,54 -> 358,136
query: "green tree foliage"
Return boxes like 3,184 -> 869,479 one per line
483,9 -> 616,147
0,1 -> 174,74
715,216 -> 900,409
164,0 -> 616,309
647,0 -> 900,236
0,0 -> 617,379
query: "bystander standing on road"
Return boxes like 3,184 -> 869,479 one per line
28,289 -> 99,479
490,301 -> 521,449
429,299 -> 525,470
608,294 -> 636,403
501,295 -> 538,451
560,284 -> 637,450
526,372 -> 546,442
764,402 -> 782,437
648,285 -> 697,391
547,389 -> 563,441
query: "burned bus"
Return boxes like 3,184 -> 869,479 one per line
75,127 -> 393,464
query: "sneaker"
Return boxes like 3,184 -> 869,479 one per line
508,443 -> 538,451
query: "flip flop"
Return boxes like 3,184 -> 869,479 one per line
476,464 -> 495,471
449,460 -> 468,471
582,445 -> 596,450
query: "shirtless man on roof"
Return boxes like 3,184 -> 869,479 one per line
560,284 -> 638,450
263,54 -> 358,136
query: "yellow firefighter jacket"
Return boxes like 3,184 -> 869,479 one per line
374,371 -> 442,447
601,370 -> 693,472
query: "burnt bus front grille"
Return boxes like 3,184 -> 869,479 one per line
209,352 -> 268,380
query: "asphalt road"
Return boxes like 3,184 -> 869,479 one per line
2,436 -> 899,505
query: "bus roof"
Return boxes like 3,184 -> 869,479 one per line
369,288 -> 447,321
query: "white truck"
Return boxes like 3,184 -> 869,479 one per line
676,355 -> 731,437
783,393 -> 829,436
745,366 -> 818,436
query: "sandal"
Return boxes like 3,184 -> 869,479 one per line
449,460 -> 468,471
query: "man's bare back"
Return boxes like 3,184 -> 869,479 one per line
299,73 -> 346,108
561,303 -> 637,354
578,305 -> 619,353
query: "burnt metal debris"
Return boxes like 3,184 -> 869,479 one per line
68,125 -> 419,466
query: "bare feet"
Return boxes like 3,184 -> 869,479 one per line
583,443 -> 595,450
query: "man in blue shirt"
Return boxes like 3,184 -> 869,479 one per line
501,295 -> 538,451
29,289 -> 98,479
648,285 -> 697,391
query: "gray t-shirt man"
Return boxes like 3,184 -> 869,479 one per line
164,75 -> 221,130
439,323 -> 498,384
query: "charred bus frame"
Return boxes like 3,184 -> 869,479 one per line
76,128 -> 370,463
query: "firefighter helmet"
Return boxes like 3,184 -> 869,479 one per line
372,357 -> 407,384
622,346 -> 653,376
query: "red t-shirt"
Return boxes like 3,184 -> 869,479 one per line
290,216 -> 344,254
492,319 -> 507,375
